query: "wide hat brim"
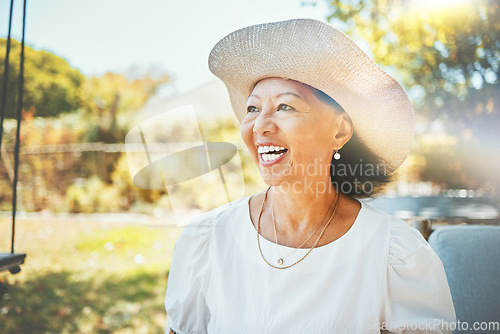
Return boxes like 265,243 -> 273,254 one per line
209,18 -> 414,173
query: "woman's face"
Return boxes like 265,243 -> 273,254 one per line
241,77 -> 351,188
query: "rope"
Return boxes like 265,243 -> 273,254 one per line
0,0 -> 15,159
11,0 -> 27,254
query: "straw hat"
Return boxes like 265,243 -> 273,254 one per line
208,18 -> 414,173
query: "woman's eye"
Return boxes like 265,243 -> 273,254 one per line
278,104 -> 294,111
247,106 -> 260,113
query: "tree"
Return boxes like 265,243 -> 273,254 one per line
322,0 -> 500,192
78,70 -> 171,143
0,38 -> 85,118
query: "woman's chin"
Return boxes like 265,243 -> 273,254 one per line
259,173 -> 287,188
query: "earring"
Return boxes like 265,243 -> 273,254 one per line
334,149 -> 341,160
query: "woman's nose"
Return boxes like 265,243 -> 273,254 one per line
252,111 -> 277,135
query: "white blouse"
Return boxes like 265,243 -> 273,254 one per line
164,196 -> 456,333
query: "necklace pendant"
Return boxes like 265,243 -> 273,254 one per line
277,258 -> 284,265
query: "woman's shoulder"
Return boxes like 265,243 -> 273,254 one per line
363,202 -> 457,327
359,200 -> 430,262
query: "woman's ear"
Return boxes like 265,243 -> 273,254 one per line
334,112 -> 354,148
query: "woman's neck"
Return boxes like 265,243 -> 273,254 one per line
270,181 -> 339,236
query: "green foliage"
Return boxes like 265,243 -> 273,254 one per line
80,71 -> 170,143
0,45 -> 173,211
109,154 -> 167,212
0,114 -> 169,214
323,0 -> 500,192
1,115 -> 99,212
325,0 -> 498,124
0,39 -> 85,118
66,176 -> 121,213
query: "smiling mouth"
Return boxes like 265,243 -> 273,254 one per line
257,145 -> 288,163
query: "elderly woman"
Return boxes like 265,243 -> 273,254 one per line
164,19 -> 456,333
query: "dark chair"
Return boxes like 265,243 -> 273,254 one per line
428,225 -> 500,333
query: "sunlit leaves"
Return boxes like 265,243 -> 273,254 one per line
324,0 -> 500,191
0,39 -> 85,118
325,0 -> 499,127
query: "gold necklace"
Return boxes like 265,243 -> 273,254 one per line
256,187 -> 341,269
271,194 -> 336,265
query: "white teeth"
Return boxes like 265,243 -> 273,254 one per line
258,145 -> 287,154
262,152 -> 284,162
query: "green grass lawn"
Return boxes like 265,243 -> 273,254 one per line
0,217 -> 179,334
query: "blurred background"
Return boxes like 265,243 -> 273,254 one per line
0,0 -> 498,332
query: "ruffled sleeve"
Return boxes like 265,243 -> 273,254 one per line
164,218 -> 212,334
381,218 -> 456,333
